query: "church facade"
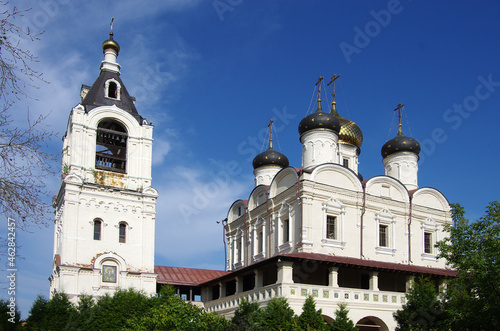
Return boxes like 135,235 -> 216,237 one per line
50,29 -> 454,330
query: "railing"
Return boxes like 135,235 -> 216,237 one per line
205,283 -> 406,314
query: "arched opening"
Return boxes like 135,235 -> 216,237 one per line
95,120 -> 127,173
356,316 -> 389,331
93,219 -> 102,240
107,81 -> 118,99
119,222 -> 126,243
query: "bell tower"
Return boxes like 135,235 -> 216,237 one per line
49,22 -> 158,301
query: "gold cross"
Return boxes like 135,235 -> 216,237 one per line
394,103 -> 405,127
327,74 -> 340,102
316,76 -> 324,101
268,119 -> 274,147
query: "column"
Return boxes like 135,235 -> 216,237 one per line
255,269 -> 264,288
406,275 -> 415,292
236,276 -> 244,293
369,271 -> 379,291
328,266 -> 339,288
277,260 -> 294,284
219,281 -> 226,298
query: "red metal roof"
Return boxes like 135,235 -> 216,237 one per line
155,266 -> 228,286
282,252 -> 457,277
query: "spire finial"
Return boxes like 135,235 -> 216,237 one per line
110,17 -> 114,38
268,119 -> 274,149
315,76 -> 324,111
395,103 -> 405,135
327,74 -> 340,104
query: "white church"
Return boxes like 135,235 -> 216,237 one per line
49,29 -> 455,330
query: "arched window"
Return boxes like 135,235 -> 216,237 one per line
95,120 -> 127,173
108,81 -> 118,98
119,222 -> 126,243
105,79 -> 120,100
94,219 -> 102,240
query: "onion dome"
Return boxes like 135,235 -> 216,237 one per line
253,120 -> 289,169
381,126 -> 421,159
330,102 -> 363,149
298,101 -> 340,137
102,18 -> 120,54
252,146 -> 289,169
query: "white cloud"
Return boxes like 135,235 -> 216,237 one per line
154,164 -> 251,268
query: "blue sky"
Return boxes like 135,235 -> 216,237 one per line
2,0 -> 500,319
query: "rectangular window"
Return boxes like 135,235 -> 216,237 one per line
119,223 -> 126,243
327,216 -> 337,240
282,218 -> 289,243
379,224 -> 388,247
236,239 -> 242,262
424,232 -> 432,253
94,220 -> 101,241
343,158 -> 349,168
258,230 -> 263,253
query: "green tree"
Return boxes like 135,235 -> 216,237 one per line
393,277 -> 447,330
297,296 -> 327,330
258,297 -> 296,330
126,286 -> 228,330
231,298 -> 261,330
0,298 -> 20,330
330,303 -> 356,331
86,288 -> 155,330
436,201 -> 500,330
26,293 -> 76,330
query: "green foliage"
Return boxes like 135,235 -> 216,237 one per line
85,288 -> 155,330
297,296 -> 327,331
330,303 -> 356,331
436,201 -> 500,330
0,298 -> 20,330
126,285 -> 229,330
26,293 -> 77,330
258,297 -> 296,330
393,277 -> 447,330
231,298 -> 261,330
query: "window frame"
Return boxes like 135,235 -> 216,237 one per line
421,218 -> 439,261
93,219 -> 102,241
119,222 -> 127,243
321,196 -> 346,249
375,207 -> 397,256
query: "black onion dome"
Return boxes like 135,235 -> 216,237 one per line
298,104 -> 340,137
381,129 -> 421,159
253,146 -> 289,170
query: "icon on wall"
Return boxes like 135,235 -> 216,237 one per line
103,265 -> 117,283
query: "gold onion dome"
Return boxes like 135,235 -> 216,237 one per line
381,126 -> 420,159
330,102 -> 363,149
102,35 -> 120,54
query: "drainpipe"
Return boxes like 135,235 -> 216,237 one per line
222,218 -> 227,271
296,169 -> 304,249
408,197 -> 412,264
360,185 -> 366,259
266,191 -> 271,257
244,207 -> 248,267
